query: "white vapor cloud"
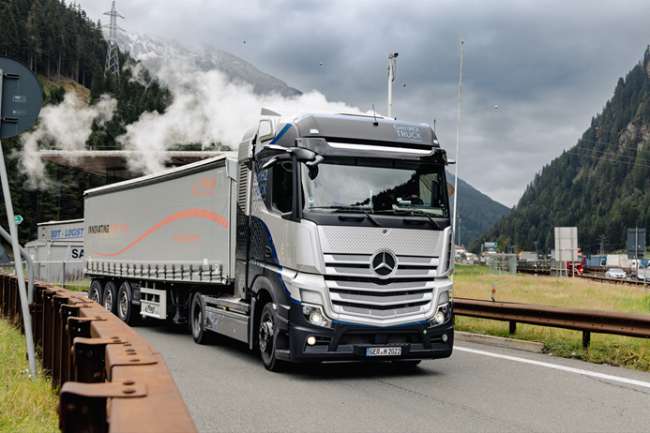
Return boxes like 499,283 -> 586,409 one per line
117,59 -> 362,174
20,93 -> 117,187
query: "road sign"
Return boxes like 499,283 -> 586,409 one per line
627,228 -> 646,258
554,227 -> 578,262
0,57 -> 41,379
14,215 -> 23,225
0,57 -> 43,139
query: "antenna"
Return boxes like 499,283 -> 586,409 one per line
387,51 -> 398,117
452,39 -> 464,247
104,0 -> 125,78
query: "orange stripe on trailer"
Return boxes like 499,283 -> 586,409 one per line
92,208 -> 228,257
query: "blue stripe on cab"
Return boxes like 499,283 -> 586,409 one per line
270,124 -> 292,144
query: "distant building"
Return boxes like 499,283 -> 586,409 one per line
26,219 -> 85,284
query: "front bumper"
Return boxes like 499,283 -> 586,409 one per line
276,313 -> 454,363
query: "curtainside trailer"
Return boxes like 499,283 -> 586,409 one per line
84,112 -> 455,370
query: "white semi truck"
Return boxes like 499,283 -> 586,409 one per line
84,112 -> 454,370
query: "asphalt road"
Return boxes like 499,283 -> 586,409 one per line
137,324 -> 650,433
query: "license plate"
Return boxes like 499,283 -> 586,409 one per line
365,347 -> 402,357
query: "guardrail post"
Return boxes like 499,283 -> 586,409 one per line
0,276 -> 6,317
29,285 -> 45,349
509,321 -> 517,335
42,290 -> 56,374
59,381 -> 147,433
59,304 -> 81,386
582,331 -> 591,349
51,295 -> 68,386
73,337 -> 108,383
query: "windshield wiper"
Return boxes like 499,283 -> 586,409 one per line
308,205 -> 372,212
373,208 -> 443,230
308,206 -> 380,226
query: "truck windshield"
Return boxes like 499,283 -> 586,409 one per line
302,160 -> 449,217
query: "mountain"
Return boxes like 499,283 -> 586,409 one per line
0,0 -> 171,243
479,47 -> 650,253
117,32 -> 302,97
449,174 -> 510,248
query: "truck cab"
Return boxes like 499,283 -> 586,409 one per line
235,112 -> 454,369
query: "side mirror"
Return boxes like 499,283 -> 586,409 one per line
261,153 -> 291,170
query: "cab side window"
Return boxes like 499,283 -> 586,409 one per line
271,162 -> 293,214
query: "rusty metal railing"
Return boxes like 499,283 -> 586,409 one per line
0,275 -> 197,433
454,297 -> 650,348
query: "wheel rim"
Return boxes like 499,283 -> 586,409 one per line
118,289 -> 129,319
192,301 -> 202,338
90,287 -> 99,302
258,310 -> 274,357
104,290 -> 113,311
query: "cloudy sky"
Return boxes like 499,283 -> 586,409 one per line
80,0 -> 650,206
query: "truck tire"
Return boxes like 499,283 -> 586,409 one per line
102,281 -> 118,314
117,281 -> 139,325
88,279 -> 103,304
190,292 -> 213,345
258,302 -> 285,372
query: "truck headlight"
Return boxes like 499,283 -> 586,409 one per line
302,305 -> 331,328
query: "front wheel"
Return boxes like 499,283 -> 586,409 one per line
258,302 -> 285,372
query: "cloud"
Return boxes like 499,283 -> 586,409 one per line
80,0 -> 650,205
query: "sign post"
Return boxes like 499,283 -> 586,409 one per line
0,58 -> 44,379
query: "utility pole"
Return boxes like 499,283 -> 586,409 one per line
599,235 -> 606,256
104,0 -> 124,78
387,52 -> 398,118
451,39 -> 464,252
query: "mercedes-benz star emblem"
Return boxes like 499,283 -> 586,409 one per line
371,251 -> 397,277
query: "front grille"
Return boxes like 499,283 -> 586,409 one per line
324,253 -> 438,320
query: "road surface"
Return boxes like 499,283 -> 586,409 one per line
137,324 -> 650,433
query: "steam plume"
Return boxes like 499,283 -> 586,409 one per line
20,93 -> 117,187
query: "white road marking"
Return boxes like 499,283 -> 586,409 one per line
455,345 -> 650,390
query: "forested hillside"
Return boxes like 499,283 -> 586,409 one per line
0,0 -> 170,242
448,174 -> 510,247
479,47 -> 650,253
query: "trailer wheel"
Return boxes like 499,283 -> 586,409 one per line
117,281 -> 138,325
88,279 -> 103,304
102,281 -> 118,314
190,292 -> 213,345
258,302 -> 285,372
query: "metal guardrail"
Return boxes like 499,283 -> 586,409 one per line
0,275 -> 197,433
579,273 -> 649,287
454,297 -> 650,348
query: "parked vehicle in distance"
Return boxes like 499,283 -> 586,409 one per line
636,260 -> 650,281
83,112 -> 455,371
605,268 -> 627,279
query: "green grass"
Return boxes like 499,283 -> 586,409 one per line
59,279 -> 90,293
0,320 -> 59,433
453,264 -> 650,371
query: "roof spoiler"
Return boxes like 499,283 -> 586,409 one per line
261,107 -> 282,117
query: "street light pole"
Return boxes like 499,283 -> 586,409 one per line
387,52 -> 398,118
451,40 -> 464,249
